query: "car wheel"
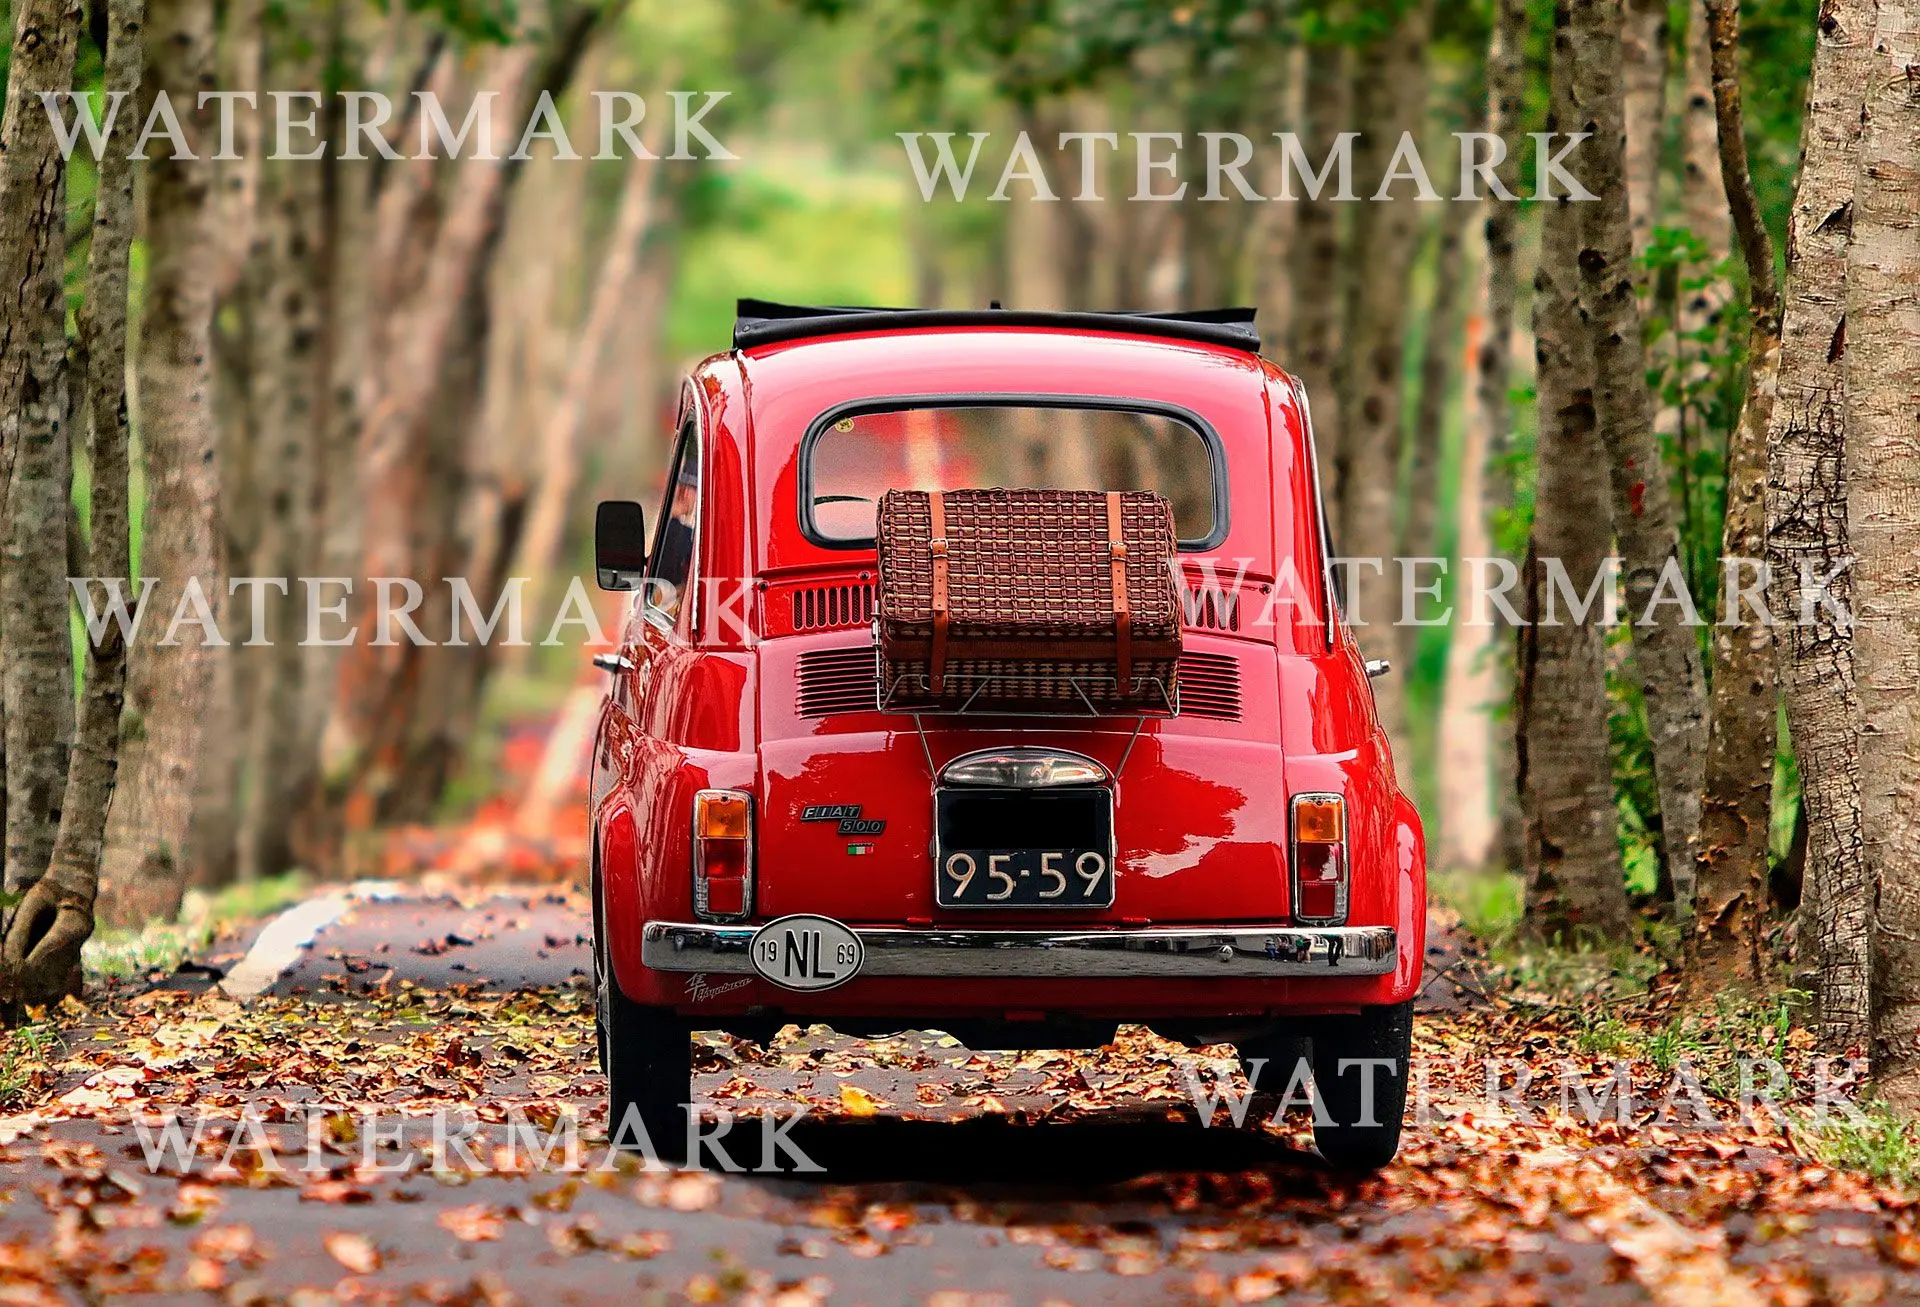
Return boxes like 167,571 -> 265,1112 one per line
1307,1001 -> 1413,1172
1233,1031 -> 1310,1098
601,974 -> 694,1164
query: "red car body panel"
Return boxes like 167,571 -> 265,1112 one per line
593,325 -> 1426,1024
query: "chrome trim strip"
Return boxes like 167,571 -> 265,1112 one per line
1287,374 -> 1338,654
641,921 -> 1396,979
938,747 -> 1110,788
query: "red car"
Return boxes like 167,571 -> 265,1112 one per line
590,302 -> 1426,1169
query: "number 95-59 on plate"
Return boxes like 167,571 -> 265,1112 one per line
932,788 -> 1116,908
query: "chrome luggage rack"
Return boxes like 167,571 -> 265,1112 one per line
872,647 -> 1181,719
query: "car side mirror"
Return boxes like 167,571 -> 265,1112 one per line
596,500 -> 648,591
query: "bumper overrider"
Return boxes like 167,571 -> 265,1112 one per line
641,921 -> 1398,979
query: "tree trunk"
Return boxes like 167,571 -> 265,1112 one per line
4,0 -> 141,1003
331,8 -> 602,824
1765,0 -> 1873,1045
1436,246 -> 1497,872
1852,0 -> 1920,1107
1522,0 -> 1630,943
1622,0 -> 1671,269
1480,0 -> 1530,875
1337,0 -> 1433,745
1019,100 -> 1101,311
97,0 -> 222,928
0,0 -> 83,899
1687,0 -> 1779,986
1398,198 -> 1473,673
211,0 -> 263,299
1285,39 -> 1349,544
185,265 -> 265,893
1570,0 -> 1711,917
1680,0 -> 1733,269
288,3 -> 385,874
235,11 -> 327,882
511,147 -> 660,609
1254,46 -> 1305,361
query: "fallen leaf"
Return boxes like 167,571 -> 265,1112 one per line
437,1203 -> 504,1242
839,1084 -> 888,1116
322,1230 -> 381,1274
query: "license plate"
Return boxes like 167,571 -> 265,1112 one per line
749,914 -> 864,991
934,788 -> 1115,908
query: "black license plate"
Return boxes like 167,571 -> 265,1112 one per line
934,788 -> 1115,908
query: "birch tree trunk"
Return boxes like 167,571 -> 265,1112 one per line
1622,0 -> 1671,268
1436,246 -> 1498,872
3,0 -> 141,1002
97,0 -> 221,927
1479,0 -> 1529,874
1522,0 -> 1630,942
211,0 -> 263,300
1681,0 -> 1734,275
1337,0 -> 1433,745
1765,0 -> 1874,1045
0,0 -> 83,899
1285,39 -> 1348,544
1851,0 -> 1920,1107
1255,46 -> 1304,363
1570,0 -> 1711,915
1399,197 -> 1473,672
1688,0 -> 1779,986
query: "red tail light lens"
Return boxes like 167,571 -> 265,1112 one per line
693,790 -> 753,920
1291,794 -> 1348,925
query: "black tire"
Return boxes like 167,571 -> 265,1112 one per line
601,976 -> 694,1164
590,861 -> 609,1075
1307,1001 -> 1413,1171
1234,1032 -> 1311,1097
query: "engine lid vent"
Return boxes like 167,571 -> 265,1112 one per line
796,645 -> 880,716
1174,651 -> 1241,720
1184,587 -> 1242,632
792,582 -> 874,632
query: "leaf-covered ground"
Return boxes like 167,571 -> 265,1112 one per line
2,879 -> 1918,1306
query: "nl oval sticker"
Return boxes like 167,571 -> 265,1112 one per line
749,915 -> 864,992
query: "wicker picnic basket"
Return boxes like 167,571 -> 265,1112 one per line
875,488 -> 1183,713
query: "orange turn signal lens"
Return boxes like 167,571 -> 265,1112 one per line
1294,796 -> 1345,845
695,791 -> 751,841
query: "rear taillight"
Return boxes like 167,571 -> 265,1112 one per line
693,789 -> 753,920
1290,793 -> 1348,924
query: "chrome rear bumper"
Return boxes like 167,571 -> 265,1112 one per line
641,921 -> 1397,979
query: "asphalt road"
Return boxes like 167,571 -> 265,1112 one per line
0,889 -> 1887,1306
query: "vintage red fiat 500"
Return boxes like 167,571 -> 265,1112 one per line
590,302 -> 1426,1169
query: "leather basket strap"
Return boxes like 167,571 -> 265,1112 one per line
929,492 -> 950,694
1106,492 -> 1132,691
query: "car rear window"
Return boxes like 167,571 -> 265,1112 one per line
803,402 -> 1222,547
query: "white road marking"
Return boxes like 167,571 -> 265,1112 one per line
217,880 -> 404,998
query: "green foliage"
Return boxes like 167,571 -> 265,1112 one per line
381,0 -> 521,45
1799,1102 -> 1920,1191
0,1024 -> 61,1110
670,158 -> 912,356
1430,866 -> 1524,940
81,873 -> 312,982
